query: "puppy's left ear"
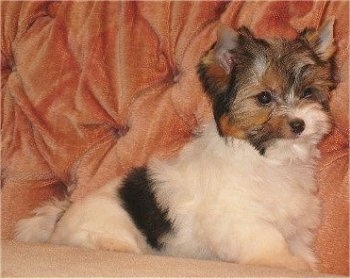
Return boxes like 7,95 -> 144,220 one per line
301,18 -> 336,61
213,25 -> 238,74
197,25 -> 238,99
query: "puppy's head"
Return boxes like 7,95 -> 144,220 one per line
197,21 -> 338,153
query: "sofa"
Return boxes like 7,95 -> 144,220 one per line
1,1 -> 348,277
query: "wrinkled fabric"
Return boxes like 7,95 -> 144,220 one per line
1,1 -> 348,275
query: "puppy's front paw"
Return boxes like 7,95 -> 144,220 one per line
284,256 -> 314,272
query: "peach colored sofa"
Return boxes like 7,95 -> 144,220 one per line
2,1 -> 348,277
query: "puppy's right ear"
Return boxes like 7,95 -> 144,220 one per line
197,25 -> 238,99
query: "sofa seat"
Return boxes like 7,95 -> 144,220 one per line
2,240 -> 339,278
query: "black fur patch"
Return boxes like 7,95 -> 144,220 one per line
118,167 -> 172,250
212,79 -> 237,136
197,62 -> 238,136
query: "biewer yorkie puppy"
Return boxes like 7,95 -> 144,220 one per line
16,20 -> 338,272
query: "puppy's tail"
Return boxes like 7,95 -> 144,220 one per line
15,198 -> 71,243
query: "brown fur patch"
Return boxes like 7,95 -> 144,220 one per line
260,66 -> 285,94
219,111 -> 271,140
219,114 -> 246,139
198,50 -> 232,98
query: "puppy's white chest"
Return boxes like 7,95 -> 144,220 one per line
157,131 -> 319,259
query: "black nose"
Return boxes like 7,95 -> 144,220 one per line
289,119 -> 305,134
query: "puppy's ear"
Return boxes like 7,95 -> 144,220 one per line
214,25 -> 238,74
197,25 -> 238,99
301,18 -> 336,61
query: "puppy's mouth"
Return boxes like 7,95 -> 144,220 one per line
246,128 -> 278,155
246,122 -> 301,155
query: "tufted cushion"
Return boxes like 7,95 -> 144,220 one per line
1,1 -> 348,275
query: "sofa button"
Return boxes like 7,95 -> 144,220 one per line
47,1 -> 60,18
172,68 -> 181,83
113,125 -> 129,138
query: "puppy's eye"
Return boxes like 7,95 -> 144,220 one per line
257,91 -> 273,105
301,87 -> 316,99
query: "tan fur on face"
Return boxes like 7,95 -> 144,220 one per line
218,63 -> 286,142
201,32 -> 336,150
219,111 -> 271,140
197,23 -> 337,149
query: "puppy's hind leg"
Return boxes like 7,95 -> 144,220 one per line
239,225 -> 311,271
49,195 -> 149,254
217,224 -> 312,271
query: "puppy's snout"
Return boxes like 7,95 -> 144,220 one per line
289,119 -> 305,135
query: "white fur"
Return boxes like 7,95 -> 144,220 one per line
15,103 -> 330,272
50,180 -> 149,253
15,198 -> 70,242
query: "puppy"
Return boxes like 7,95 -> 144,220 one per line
16,21 -> 338,272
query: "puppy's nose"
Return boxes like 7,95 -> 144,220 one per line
289,119 -> 305,134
